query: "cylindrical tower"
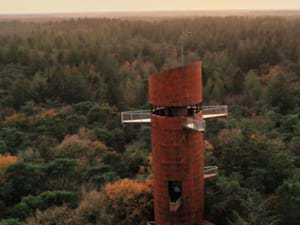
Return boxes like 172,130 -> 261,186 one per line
149,62 -> 205,225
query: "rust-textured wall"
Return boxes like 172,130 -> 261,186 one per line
149,62 -> 202,107
151,114 -> 204,225
149,62 -> 204,225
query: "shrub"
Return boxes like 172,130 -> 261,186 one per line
0,218 -> 19,225
22,206 -> 74,225
12,191 -> 79,220
54,128 -> 107,167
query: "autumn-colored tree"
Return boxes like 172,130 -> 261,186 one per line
0,154 -> 17,183
104,179 -> 153,225
22,206 -> 75,225
54,128 -> 107,167
0,155 -> 17,171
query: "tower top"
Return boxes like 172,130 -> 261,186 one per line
149,61 -> 202,107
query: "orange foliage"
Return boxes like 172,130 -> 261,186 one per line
1,108 -> 59,128
0,154 -> 17,183
104,179 -> 153,225
36,108 -> 59,119
0,154 -> 17,171
105,179 -> 152,201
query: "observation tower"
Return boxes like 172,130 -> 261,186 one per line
121,61 -> 228,225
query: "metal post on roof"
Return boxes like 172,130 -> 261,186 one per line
180,31 -> 192,65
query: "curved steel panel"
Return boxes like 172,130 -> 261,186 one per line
149,62 -> 202,107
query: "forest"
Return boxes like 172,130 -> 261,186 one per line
0,16 -> 299,225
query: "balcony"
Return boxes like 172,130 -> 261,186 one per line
202,105 -> 228,119
121,110 -> 151,124
182,117 -> 205,132
121,105 -> 228,125
204,166 -> 218,179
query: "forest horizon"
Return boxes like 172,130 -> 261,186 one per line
1,0 -> 300,14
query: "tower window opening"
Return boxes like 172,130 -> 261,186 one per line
168,181 -> 182,202
168,181 -> 182,212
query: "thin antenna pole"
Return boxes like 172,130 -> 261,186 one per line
181,37 -> 184,65
180,31 -> 192,65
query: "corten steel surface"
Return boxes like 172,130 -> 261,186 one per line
149,62 -> 202,107
150,62 -> 205,225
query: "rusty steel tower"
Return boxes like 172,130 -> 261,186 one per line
121,61 -> 228,225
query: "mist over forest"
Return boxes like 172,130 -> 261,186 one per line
0,15 -> 299,225
0,10 -> 300,23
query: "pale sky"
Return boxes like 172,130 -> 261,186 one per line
0,0 -> 299,14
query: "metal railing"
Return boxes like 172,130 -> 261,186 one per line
121,110 -> 151,124
202,105 -> 228,118
121,105 -> 228,124
182,117 -> 205,132
204,166 -> 218,179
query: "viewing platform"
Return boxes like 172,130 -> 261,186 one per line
121,110 -> 151,124
121,105 -> 228,124
202,105 -> 228,119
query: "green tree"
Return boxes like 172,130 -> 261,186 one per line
276,176 -> 300,225
265,74 -> 296,114
10,79 -> 33,109
244,70 -> 262,101
11,191 -> 79,220
0,218 -> 19,225
0,162 -> 46,206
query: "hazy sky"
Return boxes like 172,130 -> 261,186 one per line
0,0 -> 299,14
